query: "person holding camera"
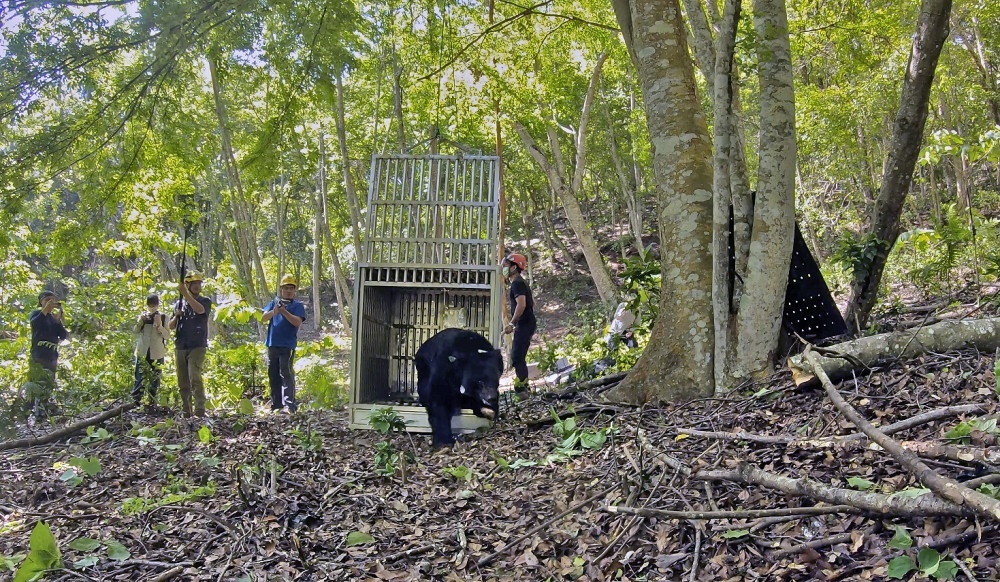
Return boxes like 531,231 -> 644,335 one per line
26,290 -> 69,416
132,294 -> 170,408
501,253 -> 536,394
262,275 -> 306,412
168,272 -> 213,417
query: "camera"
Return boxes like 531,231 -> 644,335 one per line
144,312 -> 160,325
278,298 -> 293,307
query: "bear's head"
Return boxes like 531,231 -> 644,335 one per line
456,348 -> 503,419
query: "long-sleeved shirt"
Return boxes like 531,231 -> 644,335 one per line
29,309 -> 68,362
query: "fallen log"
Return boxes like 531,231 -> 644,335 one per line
790,438 -> 1000,466
806,350 -> 1000,522
788,317 -> 1000,386
0,402 -> 136,452
694,462 -> 970,517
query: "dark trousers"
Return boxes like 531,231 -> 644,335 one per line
268,347 -> 296,411
511,322 -> 536,383
132,354 -> 164,405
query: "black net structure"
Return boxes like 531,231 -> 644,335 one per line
781,224 -> 849,343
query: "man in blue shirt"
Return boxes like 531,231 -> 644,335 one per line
262,275 -> 307,412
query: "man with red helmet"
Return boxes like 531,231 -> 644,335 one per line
502,253 -> 536,393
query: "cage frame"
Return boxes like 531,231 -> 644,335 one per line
348,153 -> 503,433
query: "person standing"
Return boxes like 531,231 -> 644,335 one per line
27,290 -> 69,415
501,253 -> 536,393
262,275 -> 306,412
168,272 -> 212,417
132,294 -> 169,409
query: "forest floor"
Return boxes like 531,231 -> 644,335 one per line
3,304 -> 1000,580
4,271 -> 1000,581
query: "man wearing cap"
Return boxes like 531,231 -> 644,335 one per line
26,290 -> 69,415
501,253 -> 536,393
168,272 -> 213,417
262,275 -> 307,412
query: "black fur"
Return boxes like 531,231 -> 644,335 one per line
415,328 -> 503,447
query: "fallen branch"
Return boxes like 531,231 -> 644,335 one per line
790,438 -> 999,465
770,531 -> 857,559
673,428 -> 792,445
803,404 -> 984,443
807,350 -> 1000,522
637,429 -> 691,476
788,318 -> 1000,385
150,566 -> 185,582
603,504 -> 858,520
476,483 -> 617,567
695,463 -> 970,517
0,402 -> 136,451
384,543 -> 437,562
149,505 -> 236,534
525,404 -> 623,428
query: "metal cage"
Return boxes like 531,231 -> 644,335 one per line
349,154 -> 503,432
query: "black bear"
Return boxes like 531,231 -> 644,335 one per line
415,328 -> 503,447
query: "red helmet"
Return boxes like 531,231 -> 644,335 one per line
503,253 -> 527,271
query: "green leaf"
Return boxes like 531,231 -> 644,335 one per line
887,526 -> 913,549
933,560 -> 958,580
846,476 -> 874,490
69,456 -> 102,476
13,522 -> 62,582
67,537 -> 101,552
73,556 -> 99,569
887,556 -> 916,579
1,554 -> 26,572
104,540 -> 130,562
345,531 -> 374,547
442,465 -> 472,480
721,529 -> 750,540
59,468 -> 82,486
197,426 -> 213,444
918,548 -> 941,575
580,429 -> 607,449
238,398 -> 255,415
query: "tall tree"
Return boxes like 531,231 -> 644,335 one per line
844,0 -> 953,331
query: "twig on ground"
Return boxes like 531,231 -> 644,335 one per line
385,543 -> 438,562
687,525 -> 702,582
806,349 -> 1000,522
636,429 -> 691,475
770,531 -> 857,559
149,505 -> 236,535
603,504 -> 860,520
149,565 -> 185,582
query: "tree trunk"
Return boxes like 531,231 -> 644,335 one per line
512,53 -> 617,303
731,0 -> 796,383
607,104 -> 644,255
711,0 -> 741,388
208,56 -> 269,304
609,0 -> 716,403
335,70 -> 365,261
312,165 -> 324,332
843,0 -> 952,331
319,133 -> 353,333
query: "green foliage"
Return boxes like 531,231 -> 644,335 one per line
121,478 -> 216,515
13,521 -> 61,582
368,408 -> 414,476
546,408 -> 611,463
442,465 -> 474,481
888,525 -> 913,549
80,426 -> 112,444
288,425 -> 324,452
619,253 -> 661,328
944,417 -> 999,443
831,231 -> 886,282
846,476 -> 875,491
197,425 -> 215,444
720,529 -> 750,540
345,531 -> 374,547
369,407 -> 407,435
